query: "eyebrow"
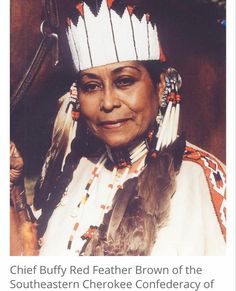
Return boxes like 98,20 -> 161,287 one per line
78,65 -> 142,80
112,66 -> 141,74
78,72 -> 99,80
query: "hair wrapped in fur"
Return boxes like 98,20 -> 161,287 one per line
35,113 -> 104,239
34,93 -> 77,210
35,118 -> 99,238
82,137 -> 185,256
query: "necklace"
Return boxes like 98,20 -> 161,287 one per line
62,138 -> 150,252
105,125 -> 157,168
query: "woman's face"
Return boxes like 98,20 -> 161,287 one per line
78,61 -> 160,148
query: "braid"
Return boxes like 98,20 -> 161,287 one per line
37,116 -> 103,239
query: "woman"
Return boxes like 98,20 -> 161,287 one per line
13,0 -> 226,255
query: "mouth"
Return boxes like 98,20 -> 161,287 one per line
97,118 -> 131,129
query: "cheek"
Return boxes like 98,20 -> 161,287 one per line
79,97 -> 102,136
137,101 -> 158,131
80,97 -> 99,122
128,88 -> 159,124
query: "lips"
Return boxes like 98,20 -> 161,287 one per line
97,118 -> 131,129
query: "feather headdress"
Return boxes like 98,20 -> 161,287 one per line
66,0 -> 166,72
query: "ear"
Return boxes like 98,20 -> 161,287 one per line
155,72 -> 166,105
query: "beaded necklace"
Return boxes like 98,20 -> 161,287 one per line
62,139 -> 149,252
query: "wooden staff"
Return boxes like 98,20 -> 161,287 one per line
10,142 -> 38,256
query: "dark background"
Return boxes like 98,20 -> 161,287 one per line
10,0 -> 226,179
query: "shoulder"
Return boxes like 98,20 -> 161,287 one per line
183,142 -> 225,170
182,143 -> 226,193
181,142 -> 226,241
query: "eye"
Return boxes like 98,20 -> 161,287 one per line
115,76 -> 136,88
79,82 -> 102,93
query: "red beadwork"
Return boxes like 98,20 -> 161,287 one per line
73,222 -> 79,231
175,94 -> 181,103
76,3 -> 84,17
71,111 -> 80,121
81,226 -> 98,240
183,146 -> 226,242
159,45 -> 167,62
127,5 -> 134,15
168,92 -> 176,103
106,0 -> 114,8
92,168 -> 99,177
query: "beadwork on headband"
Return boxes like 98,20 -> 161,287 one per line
66,0 -> 166,72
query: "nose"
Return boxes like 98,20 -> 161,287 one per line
100,86 -> 121,112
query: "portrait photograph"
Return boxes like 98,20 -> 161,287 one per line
10,0 -> 226,256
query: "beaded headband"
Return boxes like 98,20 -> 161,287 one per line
66,0 -> 166,72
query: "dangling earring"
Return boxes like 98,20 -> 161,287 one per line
66,82 -> 80,121
155,68 -> 182,152
155,74 -> 170,131
60,82 -> 81,169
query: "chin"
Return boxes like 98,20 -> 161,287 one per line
104,137 -> 132,149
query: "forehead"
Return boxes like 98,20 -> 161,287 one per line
79,61 -> 145,77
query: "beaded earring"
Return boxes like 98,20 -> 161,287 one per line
66,82 -> 80,121
60,82 -> 81,169
155,68 -> 182,152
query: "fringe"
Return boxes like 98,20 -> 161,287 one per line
83,137 -> 185,256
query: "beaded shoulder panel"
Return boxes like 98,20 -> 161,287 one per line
183,146 -> 226,241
